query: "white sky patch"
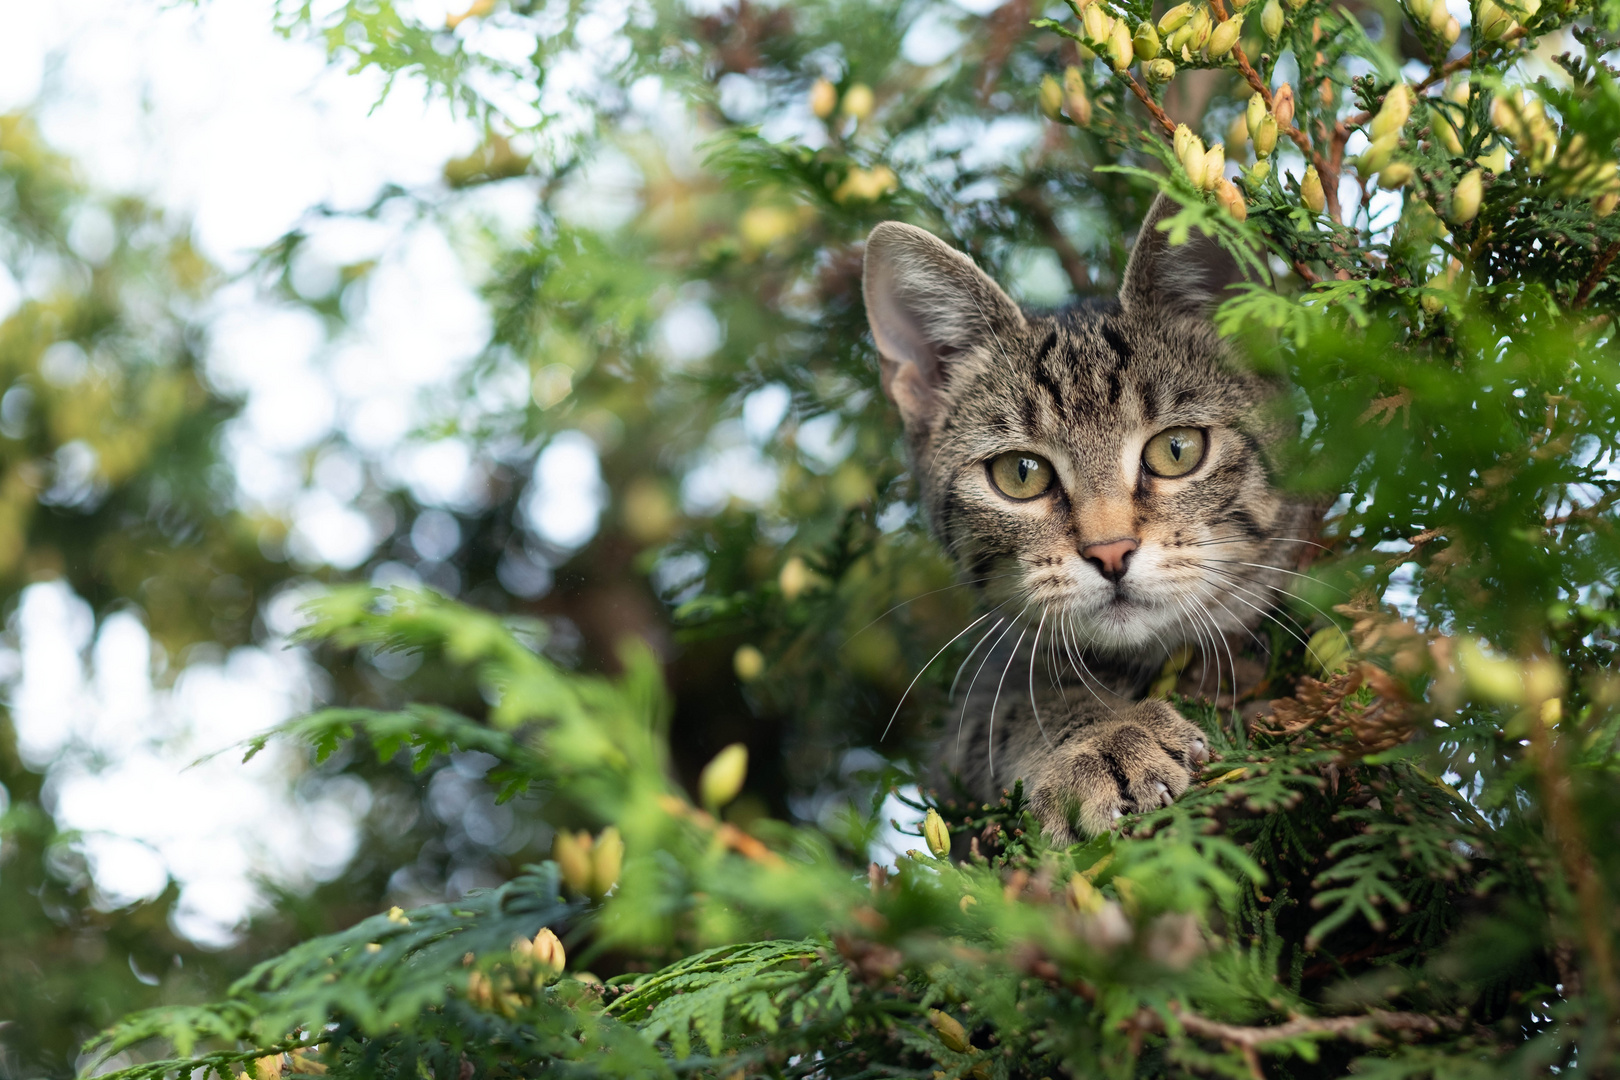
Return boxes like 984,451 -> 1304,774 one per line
902,6 -> 968,66
412,508 -> 464,562
1383,561 -> 1423,623
553,148 -> 645,231
679,418 -> 780,514
742,383 -> 791,444
7,582 -> 357,945
0,263 -> 21,323
655,298 -> 723,366
870,785 -> 930,870
397,439 -> 477,509
7,2 -> 471,266
796,413 -> 855,473
525,430 -> 608,551
288,489 -> 379,570
681,445 -> 781,514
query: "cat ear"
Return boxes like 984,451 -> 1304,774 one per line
1119,193 -> 1247,318
863,222 -> 1027,428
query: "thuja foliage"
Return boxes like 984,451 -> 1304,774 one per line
72,0 -> 1620,1077
79,589 -> 1558,1079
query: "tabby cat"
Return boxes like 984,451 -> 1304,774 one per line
862,195 -> 1315,843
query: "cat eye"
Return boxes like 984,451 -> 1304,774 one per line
1142,427 -> 1207,478
988,451 -> 1055,500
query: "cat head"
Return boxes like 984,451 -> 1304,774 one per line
862,195 -> 1306,661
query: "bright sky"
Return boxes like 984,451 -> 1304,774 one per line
0,0 -> 518,945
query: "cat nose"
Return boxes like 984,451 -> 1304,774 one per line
1081,538 -> 1139,583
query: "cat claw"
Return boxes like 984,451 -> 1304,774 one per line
1188,738 -> 1209,765
1153,780 -> 1172,807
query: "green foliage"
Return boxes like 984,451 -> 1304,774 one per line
2,0 -> 1619,1076
75,589 -> 1583,1078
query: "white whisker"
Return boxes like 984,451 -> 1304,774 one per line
1190,534 -> 1331,553
956,608 -> 1027,759
1026,607 -> 1054,750
986,621 -> 1032,783
949,614 -> 1007,703
881,603 -> 1006,741
1199,557 -> 1349,595
1171,595 -> 1216,699
841,574 -> 1019,649
1058,609 -> 1122,715
1217,576 -> 1319,645
1210,569 -> 1354,652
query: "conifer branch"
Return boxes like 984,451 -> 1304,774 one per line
1522,680 -> 1620,1014
1129,1002 -> 1465,1048
1207,0 -> 1340,222
1574,240 -> 1620,308
1122,71 -> 1178,138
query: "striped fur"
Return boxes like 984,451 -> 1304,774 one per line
863,196 -> 1315,843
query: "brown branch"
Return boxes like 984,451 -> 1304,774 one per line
1548,484 -> 1620,527
1129,1002 -> 1461,1048
1331,119 -> 1351,176
1299,939 -> 1414,981
1574,240 -> 1620,309
1018,945 -> 1472,1058
1522,672 -> 1620,1015
1121,70 -> 1178,138
656,794 -> 784,866
1206,0 -> 1340,222
1344,28 -> 1531,129
1207,0 -> 1271,110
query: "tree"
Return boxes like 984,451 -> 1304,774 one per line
6,0 -> 1620,1076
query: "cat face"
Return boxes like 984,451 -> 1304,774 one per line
863,197 -> 1307,662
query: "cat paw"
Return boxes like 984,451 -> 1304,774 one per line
1025,700 -> 1210,844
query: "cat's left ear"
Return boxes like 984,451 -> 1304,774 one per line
1118,193 -> 1248,319
863,222 -> 1027,430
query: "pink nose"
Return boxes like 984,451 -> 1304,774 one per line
1082,538 -> 1139,582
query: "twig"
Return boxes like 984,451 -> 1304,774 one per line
1121,70 -> 1178,138
1022,946 -> 1464,1054
1548,486 -> 1620,526
1130,1002 -> 1460,1048
1206,0 -> 1340,222
657,794 -> 785,865
1574,240 -> 1620,309
1344,29 -> 1531,129
1522,672 -> 1620,1020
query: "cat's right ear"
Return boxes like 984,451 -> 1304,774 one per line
1118,193 -> 1248,319
863,222 -> 1026,430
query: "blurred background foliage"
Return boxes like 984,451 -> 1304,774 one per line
0,1 -> 1136,1071
0,0 -> 1618,1075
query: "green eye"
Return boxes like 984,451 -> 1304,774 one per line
988,451 -> 1055,500
1142,427 -> 1207,478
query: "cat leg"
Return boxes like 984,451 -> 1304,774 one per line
1019,700 -> 1210,845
